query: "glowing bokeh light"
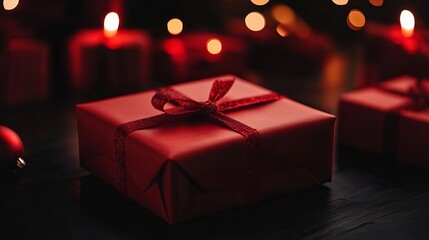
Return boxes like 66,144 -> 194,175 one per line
251,0 -> 269,6
167,18 -> 183,35
332,0 -> 348,6
276,24 -> 289,37
245,12 -> 266,32
3,0 -> 19,10
369,0 -> 383,7
271,4 -> 295,25
104,12 -> 120,38
347,9 -> 366,31
206,38 -> 222,55
400,10 -> 415,37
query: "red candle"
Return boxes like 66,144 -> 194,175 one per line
68,12 -> 152,96
156,31 -> 248,82
360,10 -> 429,86
0,38 -> 50,107
0,1 -> 50,107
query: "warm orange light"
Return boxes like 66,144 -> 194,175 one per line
104,12 -> 120,38
400,10 -> 415,37
3,0 -> 19,10
332,0 -> 348,6
271,4 -> 295,26
276,24 -> 289,37
206,38 -> 222,55
245,12 -> 266,32
347,9 -> 366,31
167,18 -> 183,35
369,0 -> 383,7
251,0 -> 269,6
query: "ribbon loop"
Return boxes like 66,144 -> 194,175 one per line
152,88 -> 201,114
209,78 -> 235,102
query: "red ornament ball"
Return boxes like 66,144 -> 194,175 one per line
0,125 -> 25,172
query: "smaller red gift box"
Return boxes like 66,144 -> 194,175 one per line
338,76 -> 429,170
0,38 -> 50,107
77,75 -> 335,224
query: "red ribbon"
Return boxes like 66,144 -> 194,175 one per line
407,79 -> 429,110
382,79 -> 429,111
379,79 -> 429,159
114,78 -> 281,202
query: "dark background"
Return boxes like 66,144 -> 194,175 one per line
1,1 -> 429,239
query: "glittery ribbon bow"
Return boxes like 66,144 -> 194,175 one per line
407,79 -> 429,110
114,78 -> 281,202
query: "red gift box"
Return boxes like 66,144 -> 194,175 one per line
338,76 -> 429,170
0,38 -> 50,107
77,75 -> 335,224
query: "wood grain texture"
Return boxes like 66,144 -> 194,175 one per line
1,70 -> 429,240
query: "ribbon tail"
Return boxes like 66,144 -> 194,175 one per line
209,112 -> 261,203
218,93 -> 281,112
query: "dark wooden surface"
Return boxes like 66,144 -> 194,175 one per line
1,48 -> 429,240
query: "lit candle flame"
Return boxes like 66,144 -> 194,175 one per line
400,10 -> 415,38
3,0 -> 19,10
207,38 -> 222,55
104,12 -> 120,38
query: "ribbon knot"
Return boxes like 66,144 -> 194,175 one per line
201,101 -> 219,113
407,79 -> 429,110
151,78 -> 236,116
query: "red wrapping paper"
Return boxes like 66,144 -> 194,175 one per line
0,38 -> 50,107
338,76 -> 429,170
77,75 -> 335,224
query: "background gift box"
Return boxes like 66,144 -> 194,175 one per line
338,76 -> 429,169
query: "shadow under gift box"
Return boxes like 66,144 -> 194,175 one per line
0,38 -> 49,107
338,76 -> 429,170
76,75 -> 335,224
68,30 -> 152,96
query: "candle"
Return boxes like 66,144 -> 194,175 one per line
0,39 -> 50,107
0,2 -> 50,107
68,12 -> 152,97
155,32 -> 248,82
360,10 -> 429,86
